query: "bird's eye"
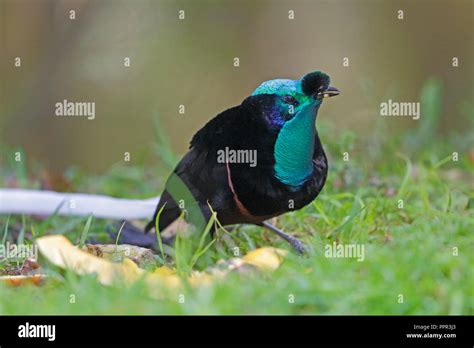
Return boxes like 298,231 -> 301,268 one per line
282,95 -> 299,106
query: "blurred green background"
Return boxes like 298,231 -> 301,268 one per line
0,0 -> 472,315
0,0 -> 472,174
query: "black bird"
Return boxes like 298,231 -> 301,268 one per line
119,71 -> 339,253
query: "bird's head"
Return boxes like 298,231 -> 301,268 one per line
248,71 -> 339,128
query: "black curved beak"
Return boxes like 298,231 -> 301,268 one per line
316,86 -> 340,99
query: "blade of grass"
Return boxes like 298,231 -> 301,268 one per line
1,214 -> 10,245
207,203 -> 240,251
396,152 -> 412,199
432,154 -> 453,169
174,211 -> 188,274
78,215 -> 93,247
417,77 -> 442,146
30,224 -> 37,238
190,239 -> 216,269
312,201 -> 331,224
332,203 -> 366,240
38,199 -> 66,236
154,202 -> 168,261
445,188 -> 452,213
240,230 -> 255,250
190,209 -> 217,268
114,221 -> 126,246
50,216 -> 89,235
17,215 -> 26,245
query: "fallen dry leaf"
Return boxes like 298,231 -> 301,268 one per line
243,247 -> 287,271
0,275 -> 47,287
37,235 -> 144,285
0,258 -> 46,286
82,243 -> 156,268
35,235 -> 287,298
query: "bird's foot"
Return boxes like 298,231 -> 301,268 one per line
261,221 -> 307,254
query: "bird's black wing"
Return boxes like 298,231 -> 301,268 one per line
147,105 -> 246,233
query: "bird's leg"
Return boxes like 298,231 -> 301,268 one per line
261,221 -> 306,254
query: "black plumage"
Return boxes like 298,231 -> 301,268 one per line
119,71 -> 339,253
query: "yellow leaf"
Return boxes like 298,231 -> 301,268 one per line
0,275 -> 47,287
242,247 -> 287,271
35,236 -> 288,300
153,266 -> 176,276
36,235 -> 143,285
188,271 -> 214,287
82,244 -> 156,268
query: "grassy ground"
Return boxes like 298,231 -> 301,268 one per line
0,85 -> 473,314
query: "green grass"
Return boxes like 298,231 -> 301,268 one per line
0,84 -> 473,314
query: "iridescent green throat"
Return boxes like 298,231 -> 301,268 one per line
273,109 -> 316,189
